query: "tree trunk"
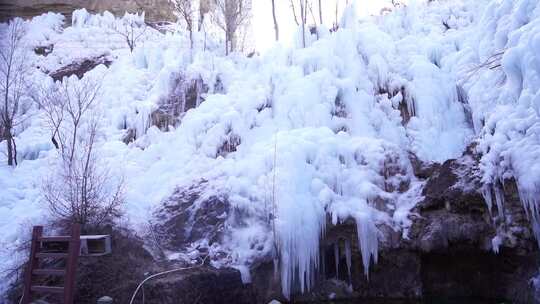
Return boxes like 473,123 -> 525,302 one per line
12,137 -> 17,166
290,0 -> 300,26
318,0 -> 323,24
5,129 -> 14,166
189,25 -> 194,49
272,0 -> 279,41
225,31 -> 230,55
300,0 -> 306,48
198,0 -> 208,32
198,10 -> 204,32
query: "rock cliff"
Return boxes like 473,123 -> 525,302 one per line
0,0 -> 175,22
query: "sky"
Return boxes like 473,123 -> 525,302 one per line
252,0 -> 401,51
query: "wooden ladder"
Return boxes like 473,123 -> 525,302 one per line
22,224 -> 81,304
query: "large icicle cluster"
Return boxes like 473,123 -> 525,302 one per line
455,0 -> 540,244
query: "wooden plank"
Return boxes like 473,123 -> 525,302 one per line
64,223 -> 81,304
31,285 -> 65,294
80,235 -> 112,256
36,252 -> 68,259
33,269 -> 65,276
22,226 -> 43,304
80,235 -> 109,239
39,236 -> 71,242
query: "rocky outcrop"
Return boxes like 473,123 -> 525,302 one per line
409,147 -> 537,303
0,0 -> 175,23
144,147 -> 539,304
49,54 -> 112,81
144,266 -> 254,304
151,75 -> 208,131
151,180 -> 230,261
279,146 -> 539,303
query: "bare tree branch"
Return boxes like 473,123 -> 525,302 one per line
271,0 -> 279,41
112,14 -> 147,53
39,76 -> 124,231
213,0 -> 252,55
0,18 -> 29,166
171,0 -> 198,49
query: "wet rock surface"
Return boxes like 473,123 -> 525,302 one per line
144,266 -> 254,304
60,148 -> 538,304
34,44 -> 54,56
0,0 -> 175,23
150,75 -> 209,131
251,146 -> 539,303
49,54 -> 112,81
151,180 -> 229,255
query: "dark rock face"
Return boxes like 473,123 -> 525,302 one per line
142,147 -> 538,304
0,0 -> 175,23
34,44 -> 54,56
151,76 -> 209,131
304,148 -> 540,303
75,228 -> 156,304
216,132 -> 241,157
252,147 -> 539,303
144,266 -> 254,304
421,248 -> 538,303
49,54 -> 112,81
411,150 -> 494,253
151,181 -> 229,255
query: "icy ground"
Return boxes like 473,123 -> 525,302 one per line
1,0 -> 540,299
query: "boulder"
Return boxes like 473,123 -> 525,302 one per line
146,147 -> 539,303
144,266 -> 254,304
0,0 -> 175,23
49,54 -> 112,81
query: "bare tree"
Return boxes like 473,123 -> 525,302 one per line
290,0 -> 300,26
271,0 -> 279,41
37,76 -> 123,231
113,13 -> 147,53
0,18 -> 28,166
308,1 -> 318,28
171,0 -> 197,49
198,0 -> 212,31
56,77 -> 101,164
290,0 -> 309,47
213,0 -> 252,55
43,118 -> 124,231
30,79 -> 65,150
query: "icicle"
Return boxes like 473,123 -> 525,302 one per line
355,213 -> 379,278
517,186 -> 540,247
344,238 -> 352,286
483,183 -> 508,217
482,185 -> 493,215
406,94 -> 416,117
180,84 -> 187,113
334,241 -> 339,279
195,78 -> 203,108
494,186 -> 505,217
491,235 -> 502,254
321,247 -> 326,279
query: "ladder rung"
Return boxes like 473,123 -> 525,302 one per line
39,236 -> 71,242
31,285 -> 65,294
33,269 -> 66,276
36,252 -> 68,259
